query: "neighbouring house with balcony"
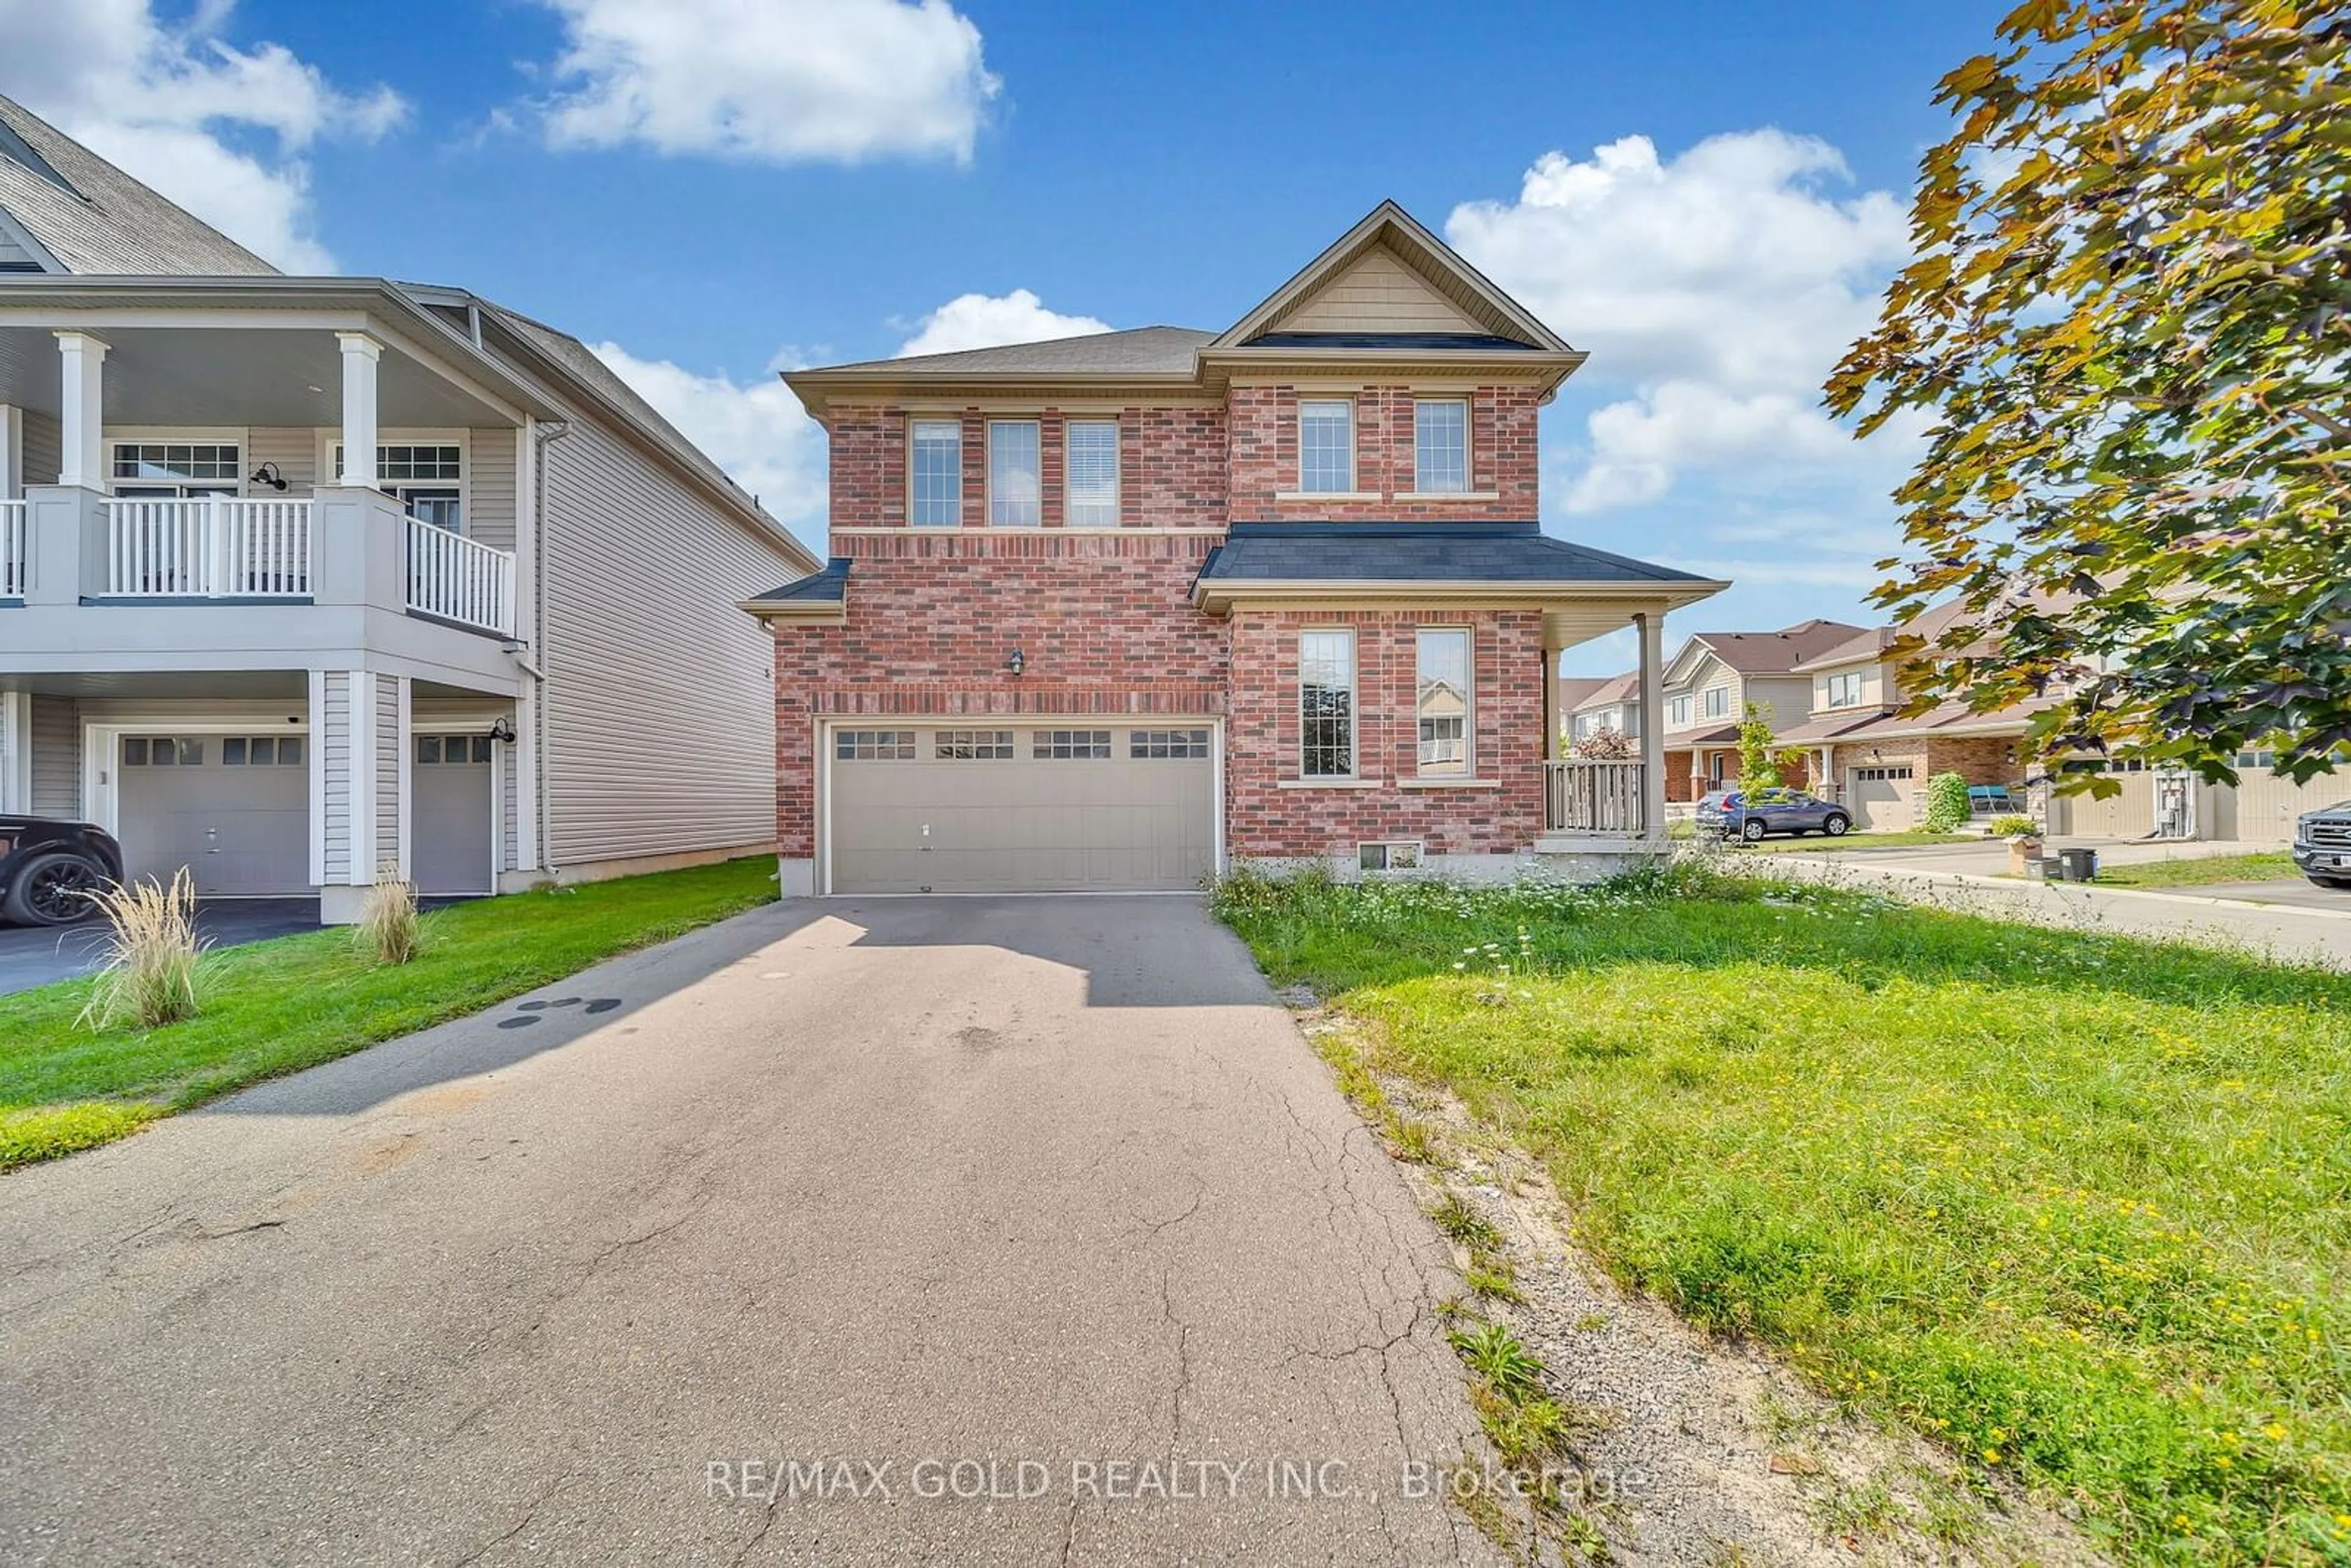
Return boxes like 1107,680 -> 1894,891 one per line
747,202 -> 1724,893
0,97 -> 817,921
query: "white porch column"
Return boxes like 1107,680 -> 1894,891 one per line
1635,609 -> 1667,837
337,332 -> 382,487
314,667 -> 410,925
53,331 -> 107,489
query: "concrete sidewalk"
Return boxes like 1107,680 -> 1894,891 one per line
0,897 -> 1502,1566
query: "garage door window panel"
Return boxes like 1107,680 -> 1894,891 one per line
838,730 -> 917,761
1033,730 -> 1111,760
1131,729 -> 1210,760
936,730 -> 1014,760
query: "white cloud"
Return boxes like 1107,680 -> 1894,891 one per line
0,0 -> 407,271
536,0 -> 999,166
1448,130 -> 1912,516
590,342 -> 828,546
895,289 -> 1110,357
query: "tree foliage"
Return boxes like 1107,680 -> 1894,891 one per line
1735,702 -> 1796,788
1827,1 -> 2351,785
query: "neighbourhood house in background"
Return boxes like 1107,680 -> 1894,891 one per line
0,95 -> 818,923
748,201 -> 1727,895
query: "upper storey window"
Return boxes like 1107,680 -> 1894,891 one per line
1065,419 -> 1119,526
988,419 -> 1041,527
1297,399 -> 1355,494
910,419 -> 962,527
1414,399 -> 1469,493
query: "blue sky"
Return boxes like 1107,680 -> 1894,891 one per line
4,0 -> 2010,673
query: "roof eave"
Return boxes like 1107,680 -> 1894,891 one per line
1191,576 -> 1728,615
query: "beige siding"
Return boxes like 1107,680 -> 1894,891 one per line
499,738 -> 520,873
539,413 -> 798,866
21,408 -> 59,492
320,672 -> 352,880
2208,768 -> 2351,842
247,427 -> 318,492
1742,673 -> 1814,735
1810,660 -> 1888,715
1278,247 -> 1485,336
467,429 -> 517,550
30,694 -> 79,816
2050,772 -> 2155,838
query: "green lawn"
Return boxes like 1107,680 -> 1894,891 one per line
1215,865 -> 2350,1564
0,857 -> 778,1170
2089,852 -> 2300,890
1747,828 -> 1969,852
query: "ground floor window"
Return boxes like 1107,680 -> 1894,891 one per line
1300,629 -> 1355,778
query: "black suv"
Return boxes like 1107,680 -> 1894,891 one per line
2292,803 -> 2351,890
0,817 -> 124,926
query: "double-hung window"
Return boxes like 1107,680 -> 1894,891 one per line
1297,400 -> 1355,494
1701,686 -> 1731,719
1415,628 -> 1470,775
1824,671 -> 1863,708
1413,399 -> 1469,493
910,419 -> 962,527
1668,694 -> 1692,729
988,419 -> 1041,527
1065,419 -> 1119,525
1299,630 -> 1357,778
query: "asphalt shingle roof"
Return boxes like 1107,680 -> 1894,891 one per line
1197,522 -> 1712,587
816,326 -> 1213,377
0,94 -> 277,276
747,558 -> 849,605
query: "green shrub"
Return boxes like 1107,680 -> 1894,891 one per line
1921,771 -> 1972,833
1988,813 -> 2039,839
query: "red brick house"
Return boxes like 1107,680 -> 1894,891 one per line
748,203 -> 1723,895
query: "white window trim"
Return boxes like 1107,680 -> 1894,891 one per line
1063,418 -> 1120,527
1823,671 -> 1865,710
318,428 -> 472,533
908,417 -> 964,528
1295,397 -> 1357,497
1412,397 -> 1472,497
1414,625 -> 1472,778
986,418 -> 1042,528
1297,626 -> 1358,781
105,427 -> 250,497
1701,685 -> 1732,719
1668,695 -> 1692,728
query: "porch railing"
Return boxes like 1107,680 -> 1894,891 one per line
1543,759 -> 1648,835
407,518 -> 516,637
102,497 -> 313,598
1,500 -> 23,598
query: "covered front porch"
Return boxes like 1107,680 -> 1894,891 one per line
1540,599 -> 1679,869
0,282 -> 547,645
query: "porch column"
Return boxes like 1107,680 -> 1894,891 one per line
1635,609 -> 1666,837
337,332 -> 382,487
53,331 -> 107,489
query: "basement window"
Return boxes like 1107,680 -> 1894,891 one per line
1358,841 -> 1423,873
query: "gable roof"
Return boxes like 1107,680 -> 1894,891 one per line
806,325 -> 1213,380
1571,670 -> 1641,711
1688,618 -> 1872,675
1210,201 -> 1569,353
1554,676 -> 1609,713
0,94 -> 277,276
1193,522 -> 1725,615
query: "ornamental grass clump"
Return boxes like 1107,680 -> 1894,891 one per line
77,869 -> 203,1031
356,864 -> 421,965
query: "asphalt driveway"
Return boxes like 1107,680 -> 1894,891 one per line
0,896 -> 1499,1566
0,898 -> 321,995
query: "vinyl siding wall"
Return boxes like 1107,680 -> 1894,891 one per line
539,413 -> 798,865
373,673 -> 401,874
467,429 -> 517,550
247,427 -> 318,491
29,694 -> 78,817
20,408 -> 59,493
320,672 -> 353,882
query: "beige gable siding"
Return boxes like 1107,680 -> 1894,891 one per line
467,429 -> 517,551
539,413 -> 796,866
21,407 -> 59,492
29,693 -> 78,816
1811,660 -> 1888,715
1277,246 -> 1487,336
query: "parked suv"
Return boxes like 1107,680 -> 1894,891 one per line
1698,787 -> 1853,842
0,817 -> 123,926
2292,803 -> 2351,889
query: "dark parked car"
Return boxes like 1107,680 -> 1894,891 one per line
1698,787 -> 1852,842
2291,803 -> 2351,889
0,817 -> 124,926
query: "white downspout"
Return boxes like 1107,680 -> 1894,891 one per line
523,418 -> 570,876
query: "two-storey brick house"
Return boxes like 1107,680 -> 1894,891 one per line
749,204 -> 1723,895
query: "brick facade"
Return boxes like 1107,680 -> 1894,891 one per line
1224,384 -> 1540,521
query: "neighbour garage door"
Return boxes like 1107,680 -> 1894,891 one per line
1845,764 -> 1917,831
412,731 -> 493,896
830,725 -> 1215,893
118,732 -> 310,896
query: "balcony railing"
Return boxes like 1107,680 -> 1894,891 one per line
407,517 -> 515,637
1,500 -> 23,598
102,497 -> 312,599
1544,759 -> 1647,835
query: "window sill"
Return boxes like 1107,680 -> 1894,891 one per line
1392,492 -> 1501,503
1273,491 -> 1383,503
1398,776 -> 1500,790
1277,776 -> 1385,790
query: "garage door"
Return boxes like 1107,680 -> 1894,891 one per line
413,731 -> 493,896
118,732 -> 310,895
1845,764 -> 1916,831
830,725 -> 1216,893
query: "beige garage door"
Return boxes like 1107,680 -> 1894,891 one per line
1845,764 -> 1917,831
118,732 -> 310,896
830,725 -> 1216,894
